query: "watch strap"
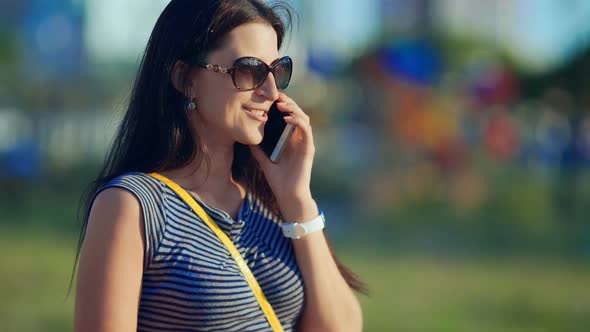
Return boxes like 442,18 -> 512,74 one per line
282,211 -> 325,239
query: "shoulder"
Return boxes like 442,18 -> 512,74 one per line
76,180 -> 145,331
94,172 -> 166,213
87,172 -> 156,240
87,187 -> 144,244
103,171 -> 163,193
87,172 -> 169,267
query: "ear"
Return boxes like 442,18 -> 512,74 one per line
171,60 -> 192,97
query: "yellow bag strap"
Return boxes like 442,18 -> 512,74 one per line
148,172 -> 284,332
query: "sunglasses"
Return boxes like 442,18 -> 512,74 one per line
198,56 -> 292,91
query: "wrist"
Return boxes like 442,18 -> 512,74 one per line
281,210 -> 325,239
278,195 -> 318,223
276,189 -> 313,204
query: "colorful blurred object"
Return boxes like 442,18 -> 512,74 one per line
483,108 -> 521,162
19,0 -> 85,80
469,64 -> 519,107
1,139 -> 42,179
306,47 -> 341,79
379,39 -> 442,86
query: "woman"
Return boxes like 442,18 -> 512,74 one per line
74,0 -> 365,331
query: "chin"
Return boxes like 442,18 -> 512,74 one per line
250,134 -> 264,145
237,131 -> 263,146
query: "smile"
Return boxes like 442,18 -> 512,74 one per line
243,107 -> 268,122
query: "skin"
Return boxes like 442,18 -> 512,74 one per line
74,21 -> 362,332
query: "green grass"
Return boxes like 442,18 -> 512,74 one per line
0,228 -> 77,332
2,228 -> 590,332
348,253 -> 590,331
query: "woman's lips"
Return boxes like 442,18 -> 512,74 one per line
243,107 -> 268,122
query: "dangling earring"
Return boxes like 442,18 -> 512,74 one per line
186,98 -> 196,111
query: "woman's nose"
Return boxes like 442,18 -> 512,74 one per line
256,72 -> 280,101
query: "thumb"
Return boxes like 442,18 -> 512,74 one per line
248,144 -> 271,171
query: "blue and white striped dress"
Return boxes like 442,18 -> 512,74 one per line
94,172 -> 305,331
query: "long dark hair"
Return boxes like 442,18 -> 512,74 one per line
72,0 -> 366,295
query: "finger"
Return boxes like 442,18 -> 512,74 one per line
277,91 -> 293,103
284,115 -> 313,146
277,101 -> 311,124
278,94 -> 310,121
278,92 -> 300,106
284,114 -> 311,132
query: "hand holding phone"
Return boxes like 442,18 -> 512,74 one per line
259,100 -> 295,163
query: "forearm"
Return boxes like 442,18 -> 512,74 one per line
279,196 -> 363,332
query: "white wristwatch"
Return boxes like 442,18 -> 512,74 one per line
281,211 -> 325,239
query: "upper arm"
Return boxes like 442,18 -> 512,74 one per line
74,187 -> 146,332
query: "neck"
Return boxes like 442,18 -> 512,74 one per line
162,117 -> 245,197
173,143 -> 238,190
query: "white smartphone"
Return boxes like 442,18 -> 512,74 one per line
259,100 -> 295,163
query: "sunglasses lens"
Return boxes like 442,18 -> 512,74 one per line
232,57 -> 293,90
234,58 -> 267,90
273,57 -> 292,90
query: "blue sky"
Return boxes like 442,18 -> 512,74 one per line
305,0 -> 590,70
83,0 -> 590,71
513,0 -> 590,70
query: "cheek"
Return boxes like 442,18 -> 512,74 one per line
192,78 -> 252,123
197,95 -> 247,126
195,85 -> 232,113
193,74 -> 232,104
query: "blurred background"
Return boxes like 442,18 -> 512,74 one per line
2,0 -> 590,331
